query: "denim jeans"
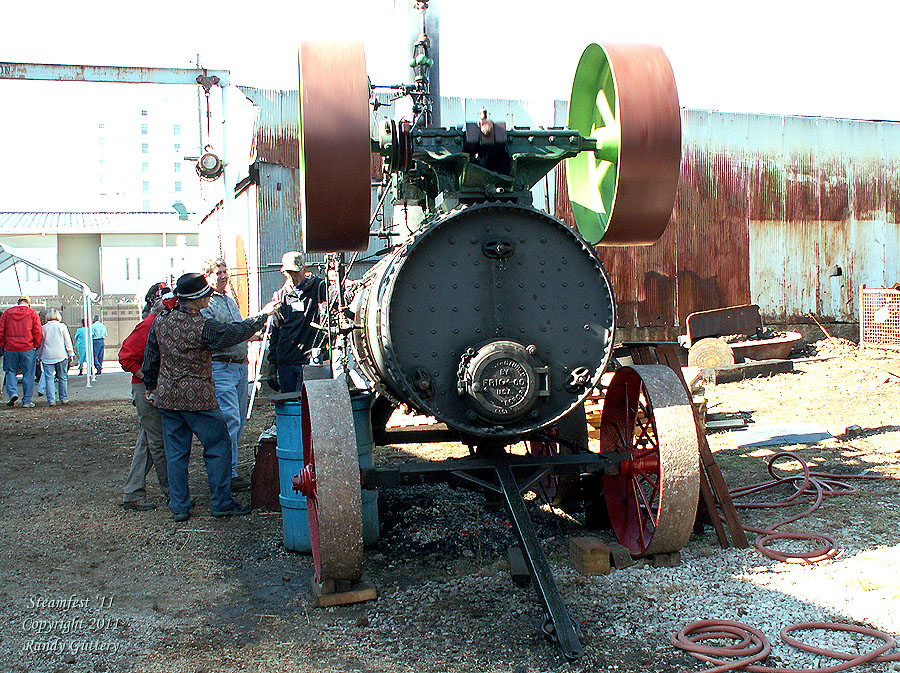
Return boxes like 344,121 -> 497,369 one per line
3,348 -> 36,404
159,408 -> 237,514
277,363 -> 305,394
211,361 -> 249,478
41,360 -> 68,404
92,339 -> 105,374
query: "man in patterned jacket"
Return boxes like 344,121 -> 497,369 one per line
142,273 -> 278,522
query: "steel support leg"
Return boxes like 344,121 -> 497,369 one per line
495,464 -> 583,661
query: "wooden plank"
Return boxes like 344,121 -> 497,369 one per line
311,575 -> 377,607
705,418 -> 748,430
700,359 -> 794,384
698,463 -> 729,548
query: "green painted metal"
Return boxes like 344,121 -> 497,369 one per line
374,126 -> 596,215
566,43 -> 620,244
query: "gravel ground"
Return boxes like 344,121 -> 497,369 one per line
0,346 -> 898,672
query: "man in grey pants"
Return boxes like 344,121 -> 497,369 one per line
117,284 -> 173,510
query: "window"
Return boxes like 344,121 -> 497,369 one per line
98,123 -> 104,129
142,200 -> 150,212
141,162 -> 148,173
174,181 -> 182,192
142,181 -> 150,192
173,162 -> 180,173
125,258 -> 130,281
136,258 -> 141,280
141,110 -> 148,116
173,124 -> 181,136
141,143 -> 148,154
141,124 -> 148,135
99,137 -> 104,146
174,143 -> 180,153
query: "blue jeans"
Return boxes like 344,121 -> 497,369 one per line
159,408 -> 237,514
211,361 -> 249,478
3,348 -> 36,404
41,360 -> 68,404
278,363 -> 305,394
92,339 -> 105,374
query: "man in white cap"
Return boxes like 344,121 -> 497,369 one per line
267,251 -> 326,394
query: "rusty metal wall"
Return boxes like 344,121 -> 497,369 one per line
239,87 -> 300,169
555,109 -> 900,329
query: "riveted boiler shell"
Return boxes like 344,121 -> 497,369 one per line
354,202 -> 616,440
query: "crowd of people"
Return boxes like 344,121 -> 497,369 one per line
0,296 -> 107,408
1,251 -> 326,520
117,251 -> 325,521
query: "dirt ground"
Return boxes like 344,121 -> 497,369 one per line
1,343 -> 899,673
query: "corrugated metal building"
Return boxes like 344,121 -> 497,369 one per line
216,91 -> 900,338
555,108 -> 900,339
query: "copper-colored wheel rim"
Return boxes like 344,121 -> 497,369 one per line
599,365 -> 699,556
299,41 -> 372,252
567,44 -> 681,246
302,379 -> 363,582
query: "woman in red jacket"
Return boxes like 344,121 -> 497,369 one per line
117,283 -> 175,511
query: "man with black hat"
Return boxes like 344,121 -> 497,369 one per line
142,272 -> 278,522
267,251 -> 327,394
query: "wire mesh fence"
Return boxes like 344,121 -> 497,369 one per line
860,285 -> 900,350
0,294 -> 141,358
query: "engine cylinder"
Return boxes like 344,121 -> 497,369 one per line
351,202 -> 615,441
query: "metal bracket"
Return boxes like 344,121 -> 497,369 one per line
495,464 -> 584,661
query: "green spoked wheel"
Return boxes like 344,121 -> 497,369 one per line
566,43 -> 681,246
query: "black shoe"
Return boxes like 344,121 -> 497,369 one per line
230,476 -> 251,492
173,511 -> 190,522
122,500 -> 157,511
6,395 -> 18,407
211,503 -> 252,518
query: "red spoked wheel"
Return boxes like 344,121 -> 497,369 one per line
598,365 -> 699,556
299,379 -> 364,582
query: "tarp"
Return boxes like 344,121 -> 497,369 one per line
0,242 -> 98,387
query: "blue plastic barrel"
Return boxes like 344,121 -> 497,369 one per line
351,392 -> 380,545
279,494 -> 311,552
275,401 -> 311,552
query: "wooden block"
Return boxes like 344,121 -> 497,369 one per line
507,547 -> 531,587
700,358 -> 794,384
705,417 -> 748,430
568,537 -> 611,576
650,551 -> 681,568
311,574 -> 377,607
607,541 -> 635,569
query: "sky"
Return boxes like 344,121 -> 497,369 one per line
1,0 -> 899,212
3,0 -> 900,121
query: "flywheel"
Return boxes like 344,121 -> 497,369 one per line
598,365 -> 699,556
566,43 -> 681,246
298,41 -> 372,252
